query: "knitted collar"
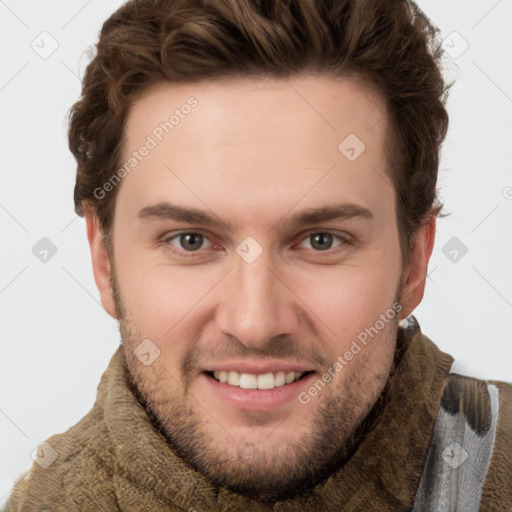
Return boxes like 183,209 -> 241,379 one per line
99,317 -> 453,511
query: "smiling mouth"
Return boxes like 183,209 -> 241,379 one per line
204,370 -> 314,390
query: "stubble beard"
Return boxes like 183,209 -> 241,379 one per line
110,266 -> 401,502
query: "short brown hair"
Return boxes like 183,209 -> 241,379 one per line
68,0 -> 452,267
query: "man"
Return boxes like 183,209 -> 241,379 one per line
6,0 -> 511,510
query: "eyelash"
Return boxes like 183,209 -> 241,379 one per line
160,229 -> 352,259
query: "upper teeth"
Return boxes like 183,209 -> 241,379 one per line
212,370 -> 304,389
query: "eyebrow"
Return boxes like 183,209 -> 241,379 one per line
137,201 -> 374,232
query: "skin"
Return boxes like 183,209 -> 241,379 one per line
85,74 -> 436,501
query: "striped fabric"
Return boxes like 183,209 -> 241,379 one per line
413,374 -> 500,511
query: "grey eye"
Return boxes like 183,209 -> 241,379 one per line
299,232 -> 343,251
172,233 -> 207,251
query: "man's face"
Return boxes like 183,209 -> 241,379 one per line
105,75 -> 407,499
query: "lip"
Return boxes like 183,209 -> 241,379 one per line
201,370 -> 316,412
201,360 -> 313,374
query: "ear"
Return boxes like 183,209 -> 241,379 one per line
84,205 -> 117,319
399,215 -> 436,319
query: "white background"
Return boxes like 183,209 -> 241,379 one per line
1,0 -> 511,505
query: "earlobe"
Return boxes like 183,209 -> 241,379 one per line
84,205 -> 117,319
399,216 -> 436,320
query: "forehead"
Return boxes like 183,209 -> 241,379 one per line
125,74 -> 386,150
117,75 -> 393,225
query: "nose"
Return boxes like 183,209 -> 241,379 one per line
215,247 -> 300,350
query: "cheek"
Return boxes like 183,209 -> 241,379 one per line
295,261 -> 399,329
116,256 -> 221,335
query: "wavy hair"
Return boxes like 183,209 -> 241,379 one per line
68,0 -> 452,266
